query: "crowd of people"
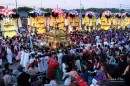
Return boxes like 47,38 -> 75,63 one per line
0,27 -> 130,86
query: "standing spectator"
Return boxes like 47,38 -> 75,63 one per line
23,49 -> 30,72
0,52 -> 2,68
47,56 -> 59,79
6,45 -> 13,65
57,50 -> 63,69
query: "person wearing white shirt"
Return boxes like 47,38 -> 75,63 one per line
43,55 -> 49,74
57,50 -> 63,69
6,46 -> 13,64
62,62 -> 67,80
23,50 -> 30,72
38,57 -> 44,73
20,48 -> 25,66
95,35 -> 100,42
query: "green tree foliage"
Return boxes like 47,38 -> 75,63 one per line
12,7 -> 122,13
13,7 -> 33,12
40,8 -> 52,13
75,8 -> 120,14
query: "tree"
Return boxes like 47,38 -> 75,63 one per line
12,7 -> 122,14
13,7 -> 33,12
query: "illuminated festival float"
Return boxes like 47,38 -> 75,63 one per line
124,12 -> 130,28
0,8 -> 21,38
50,7 -> 65,30
28,9 -> 45,34
111,12 -> 130,29
101,10 -> 112,30
47,29 -> 66,49
46,8 -> 67,49
112,13 -> 122,29
68,10 -> 79,30
85,11 -> 96,30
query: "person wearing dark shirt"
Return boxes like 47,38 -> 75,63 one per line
118,57 -> 128,76
122,54 -> 130,86
2,63 -> 12,76
13,70 -> 31,86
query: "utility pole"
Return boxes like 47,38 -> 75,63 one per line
7,5 -> 8,9
56,5 -> 58,9
15,0 -> 18,13
41,0 -> 42,8
79,0 -> 82,29
119,4 -> 122,13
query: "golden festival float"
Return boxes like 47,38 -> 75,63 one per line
46,8 -> 67,49
100,10 -> 113,30
122,12 -> 130,28
112,13 -> 122,29
68,10 -> 79,31
0,8 -> 21,38
28,9 -> 46,34
83,11 -> 96,30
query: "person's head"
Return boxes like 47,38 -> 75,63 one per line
17,65 -> 24,72
84,62 -> 93,71
12,70 -> 22,77
127,53 -> 130,65
5,70 -> 10,75
51,75 -> 55,80
106,64 -> 119,79
31,62 -> 35,68
4,63 -> 9,69
100,63 -> 106,71
69,82 -> 79,86
120,56 -> 126,62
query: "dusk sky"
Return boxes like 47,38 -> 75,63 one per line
0,0 -> 129,9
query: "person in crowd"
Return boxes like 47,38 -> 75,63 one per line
13,69 -> 31,86
122,53 -> 130,86
49,76 -> 57,86
57,50 -> 63,70
2,63 -> 12,76
23,49 -> 30,72
70,71 -> 88,86
0,27 -> 129,86
3,70 -> 12,86
20,47 -> 25,66
28,62 -> 39,76
0,52 -> 2,68
90,63 -> 107,86
47,54 -> 59,79
62,61 -> 68,80
6,45 -> 13,65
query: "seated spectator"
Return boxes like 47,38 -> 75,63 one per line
3,70 -> 12,86
43,76 -> 51,86
91,63 -> 107,86
13,70 -> 31,86
28,62 -> 39,76
103,64 -> 125,86
122,54 -> 130,86
49,76 -> 57,86
2,63 -> 12,76
69,71 -> 88,86
30,76 -> 42,86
